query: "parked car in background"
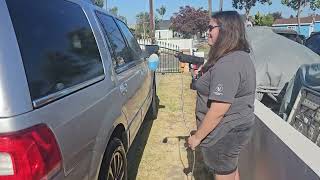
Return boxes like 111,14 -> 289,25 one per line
272,28 -> 305,44
305,32 -> 320,55
0,0 -> 158,180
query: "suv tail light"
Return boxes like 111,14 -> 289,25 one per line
0,124 -> 62,180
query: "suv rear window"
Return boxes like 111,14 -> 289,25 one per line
116,19 -> 143,61
6,0 -> 104,101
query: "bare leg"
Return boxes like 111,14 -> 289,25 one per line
235,168 -> 240,180
214,171 -> 236,180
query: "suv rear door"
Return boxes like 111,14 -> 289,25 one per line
115,19 -> 153,122
95,12 -> 145,143
5,1 -> 117,179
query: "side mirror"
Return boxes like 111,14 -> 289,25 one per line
145,45 -> 160,57
148,54 -> 159,71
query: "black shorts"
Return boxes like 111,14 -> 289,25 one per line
201,122 -> 254,175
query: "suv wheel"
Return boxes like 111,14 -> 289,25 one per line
99,138 -> 127,180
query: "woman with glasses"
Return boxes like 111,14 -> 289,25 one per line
188,11 -> 256,180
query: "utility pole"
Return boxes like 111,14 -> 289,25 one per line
208,0 -> 212,17
149,0 -> 155,43
219,0 -> 223,11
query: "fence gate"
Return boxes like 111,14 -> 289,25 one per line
139,39 -> 181,73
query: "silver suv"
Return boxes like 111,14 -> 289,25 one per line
0,0 -> 158,180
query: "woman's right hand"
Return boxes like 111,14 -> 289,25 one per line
188,135 -> 201,151
174,51 -> 183,58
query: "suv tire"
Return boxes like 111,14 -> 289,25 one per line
98,138 -> 127,180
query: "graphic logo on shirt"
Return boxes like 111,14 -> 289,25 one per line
214,84 -> 224,96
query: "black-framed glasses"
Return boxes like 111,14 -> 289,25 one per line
208,25 -> 221,32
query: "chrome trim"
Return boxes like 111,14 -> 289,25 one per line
115,62 -> 136,74
33,75 -> 105,108
115,59 -> 144,74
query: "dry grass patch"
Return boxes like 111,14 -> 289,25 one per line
128,73 -> 212,180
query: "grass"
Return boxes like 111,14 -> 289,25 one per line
127,73 -> 212,180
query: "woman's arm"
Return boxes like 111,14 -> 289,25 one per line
188,101 -> 231,150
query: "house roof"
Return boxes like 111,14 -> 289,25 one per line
273,15 -> 320,25
157,20 -> 171,30
272,28 -> 298,35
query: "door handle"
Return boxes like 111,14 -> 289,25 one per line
139,69 -> 146,76
120,83 -> 128,95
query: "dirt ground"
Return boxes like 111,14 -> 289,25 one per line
127,73 -> 212,180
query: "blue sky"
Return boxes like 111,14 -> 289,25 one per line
107,0 -> 320,25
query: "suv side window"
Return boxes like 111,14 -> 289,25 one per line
116,20 -> 143,61
6,0 -> 104,101
96,12 -> 133,69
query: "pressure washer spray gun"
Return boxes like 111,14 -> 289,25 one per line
175,52 -> 205,90
175,51 -> 205,65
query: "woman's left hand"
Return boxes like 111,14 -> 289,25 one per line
188,135 -> 202,150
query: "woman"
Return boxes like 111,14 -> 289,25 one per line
188,11 -> 256,180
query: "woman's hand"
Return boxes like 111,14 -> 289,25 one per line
188,135 -> 202,150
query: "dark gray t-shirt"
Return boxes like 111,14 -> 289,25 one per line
195,51 -> 256,147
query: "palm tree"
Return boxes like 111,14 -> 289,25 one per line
109,7 -> 118,16
156,5 -> 166,21
93,0 -> 104,8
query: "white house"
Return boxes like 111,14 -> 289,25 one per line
155,20 -> 174,40
272,15 -> 320,38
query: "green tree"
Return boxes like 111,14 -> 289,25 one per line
282,0 -> 320,33
170,6 -> 209,38
136,12 -> 151,39
271,12 -> 283,20
109,6 -> 118,16
108,7 -> 127,24
129,28 -> 136,36
254,12 -> 263,25
118,16 -> 128,24
232,0 -> 272,19
93,0 -> 104,7
156,5 -> 167,20
310,0 -> 320,13
262,14 -> 275,26
135,12 -> 160,39
254,12 -> 274,26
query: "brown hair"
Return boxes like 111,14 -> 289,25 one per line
202,11 -> 250,72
